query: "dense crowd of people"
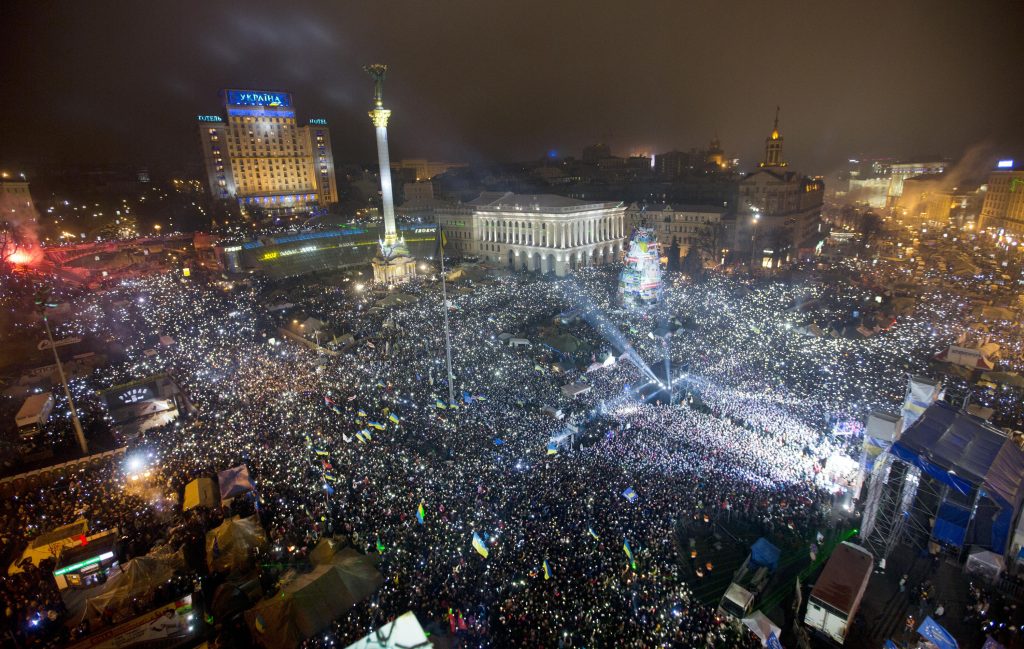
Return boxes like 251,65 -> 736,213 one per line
0,259 -> 1012,647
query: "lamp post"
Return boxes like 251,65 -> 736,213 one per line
750,209 -> 761,274
35,287 -> 88,455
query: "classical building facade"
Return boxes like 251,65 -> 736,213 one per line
436,192 -> 626,276
625,203 -> 724,263
735,110 -> 824,268
197,89 -> 337,214
979,161 -> 1024,235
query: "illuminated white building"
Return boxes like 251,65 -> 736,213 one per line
979,160 -> 1024,235
0,172 -> 35,224
197,89 -> 337,214
437,192 -> 626,276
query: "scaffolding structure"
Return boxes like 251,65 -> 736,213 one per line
861,453 -> 943,560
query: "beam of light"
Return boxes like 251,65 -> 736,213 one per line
559,277 -> 658,382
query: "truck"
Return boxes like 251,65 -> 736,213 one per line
15,392 -> 54,438
804,541 -> 873,644
718,537 -> 781,619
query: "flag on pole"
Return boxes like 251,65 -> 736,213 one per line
543,559 -> 552,580
472,532 -> 489,558
416,502 -> 426,525
623,538 -> 636,569
436,226 -> 448,256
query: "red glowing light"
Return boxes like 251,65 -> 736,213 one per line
8,250 -> 32,265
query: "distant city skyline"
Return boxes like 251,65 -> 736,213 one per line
2,1 -> 1022,175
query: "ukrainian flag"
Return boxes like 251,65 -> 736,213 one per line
314,448 -> 329,456
543,559 -> 552,580
623,538 -> 637,569
357,410 -> 367,418
588,527 -> 600,541
388,412 -> 400,425
416,502 -> 426,525
472,532 -> 489,558
546,441 -> 559,455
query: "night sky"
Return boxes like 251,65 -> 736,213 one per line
2,1 -> 1022,175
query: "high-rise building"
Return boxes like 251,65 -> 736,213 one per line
197,89 -> 337,214
979,160 -> 1024,235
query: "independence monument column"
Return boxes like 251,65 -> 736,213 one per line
366,64 -> 415,283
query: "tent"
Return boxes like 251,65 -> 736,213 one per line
750,538 -> 781,571
890,402 -> 1024,553
542,333 -> 582,355
308,536 -> 348,566
561,383 -> 591,398
741,610 -> 781,647
981,372 -> 1024,390
206,515 -> 268,573
83,556 -> 176,622
965,549 -> 1005,583
245,548 -> 383,649
183,477 -> 219,511
343,611 -> 429,649
218,464 -> 254,500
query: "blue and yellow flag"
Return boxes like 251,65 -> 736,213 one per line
547,441 -> 559,455
623,538 -> 637,569
436,400 -> 447,410
588,527 -> 600,541
543,559 -> 552,580
472,532 -> 489,558
436,225 -> 448,255
357,409 -> 367,418
388,412 -> 400,425
416,502 -> 426,525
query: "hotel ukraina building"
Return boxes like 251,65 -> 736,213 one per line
197,89 -> 337,215
436,192 -> 627,276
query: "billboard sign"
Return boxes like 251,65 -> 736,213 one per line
226,90 -> 291,107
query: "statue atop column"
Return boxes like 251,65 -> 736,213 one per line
364,64 -> 387,108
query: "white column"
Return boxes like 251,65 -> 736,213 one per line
369,113 -> 397,240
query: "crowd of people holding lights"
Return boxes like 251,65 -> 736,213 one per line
1,251 -> 1021,647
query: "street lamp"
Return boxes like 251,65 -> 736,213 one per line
750,208 -> 761,273
34,287 -> 88,455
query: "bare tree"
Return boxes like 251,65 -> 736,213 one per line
0,220 -> 26,275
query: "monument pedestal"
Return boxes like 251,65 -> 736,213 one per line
372,253 -> 417,284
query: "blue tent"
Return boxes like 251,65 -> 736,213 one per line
750,537 -> 781,571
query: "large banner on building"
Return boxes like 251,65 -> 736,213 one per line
68,596 -> 195,649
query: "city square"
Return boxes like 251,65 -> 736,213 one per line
1,2 -> 1023,648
